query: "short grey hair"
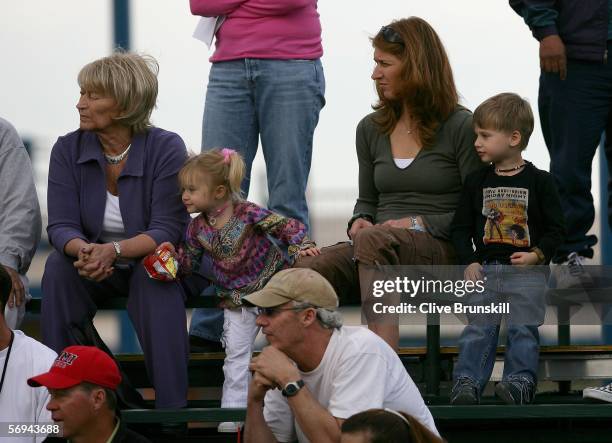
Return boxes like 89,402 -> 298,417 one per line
293,301 -> 343,330
78,51 -> 158,133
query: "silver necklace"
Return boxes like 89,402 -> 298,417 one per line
401,119 -> 415,134
104,144 -> 131,165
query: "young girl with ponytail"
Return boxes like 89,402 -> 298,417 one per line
165,148 -> 319,432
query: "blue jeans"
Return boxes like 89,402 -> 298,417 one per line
192,58 -> 325,341
539,46 -> 612,261
202,58 -> 325,230
453,264 -> 547,393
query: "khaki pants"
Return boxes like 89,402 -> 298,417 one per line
295,225 -> 456,306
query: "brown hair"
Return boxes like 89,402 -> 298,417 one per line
341,409 -> 445,443
78,51 -> 158,133
473,92 -> 534,150
178,148 -> 245,201
371,17 -> 459,148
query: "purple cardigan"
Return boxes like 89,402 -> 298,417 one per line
47,127 -> 190,254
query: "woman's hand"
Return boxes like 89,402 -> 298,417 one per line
299,247 -> 321,257
464,262 -> 483,282
348,218 -> 373,239
158,241 -> 176,253
380,216 -> 424,230
3,265 -> 25,309
380,218 -> 411,229
74,243 -> 116,281
510,251 -> 539,266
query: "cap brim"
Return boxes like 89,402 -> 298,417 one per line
242,288 -> 294,308
27,372 -> 81,389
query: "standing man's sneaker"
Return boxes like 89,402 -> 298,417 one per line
495,379 -> 536,405
451,378 -> 479,405
550,252 -> 593,290
583,383 -> 612,402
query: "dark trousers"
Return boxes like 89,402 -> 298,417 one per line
41,250 -> 189,408
539,45 -> 612,261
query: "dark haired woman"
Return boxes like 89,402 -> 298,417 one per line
297,17 -> 482,349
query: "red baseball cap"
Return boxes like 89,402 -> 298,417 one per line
28,346 -> 121,390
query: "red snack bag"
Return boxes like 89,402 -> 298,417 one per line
143,244 -> 179,281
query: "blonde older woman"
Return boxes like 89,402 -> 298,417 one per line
41,52 -> 190,409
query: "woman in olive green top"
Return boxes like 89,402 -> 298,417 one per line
297,17 -> 483,349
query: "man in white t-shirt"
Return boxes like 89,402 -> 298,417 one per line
243,268 -> 439,443
0,266 -> 57,443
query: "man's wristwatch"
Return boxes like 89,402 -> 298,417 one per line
281,380 -> 305,397
112,241 -> 122,259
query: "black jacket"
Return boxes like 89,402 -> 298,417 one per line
450,162 -> 566,265
510,0 -> 609,62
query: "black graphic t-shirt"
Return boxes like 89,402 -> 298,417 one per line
451,162 -> 565,265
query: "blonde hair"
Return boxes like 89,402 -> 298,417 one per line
179,148 -> 245,201
78,51 -> 158,133
473,93 -> 534,150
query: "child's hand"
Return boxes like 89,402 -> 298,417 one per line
299,247 -> 321,257
510,251 -> 539,266
464,262 -> 483,282
158,242 -> 176,253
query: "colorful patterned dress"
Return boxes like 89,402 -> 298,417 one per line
178,201 -> 315,306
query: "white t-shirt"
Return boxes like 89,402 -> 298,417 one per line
99,191 -> 126,243
263,326 -> 438,442
0,330 -> 57,443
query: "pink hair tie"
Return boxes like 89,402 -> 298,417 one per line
221,148 -> 235,164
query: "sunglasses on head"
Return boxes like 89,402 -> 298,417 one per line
379,26 -> 404,45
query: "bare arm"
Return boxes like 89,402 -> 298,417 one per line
245,373 -> 280,443
286,388 -> 342,443
248,347 -> 342,443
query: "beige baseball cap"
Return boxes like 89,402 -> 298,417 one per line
243,268 -> 339,309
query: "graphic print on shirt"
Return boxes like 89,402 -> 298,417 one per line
482,187 -> 530,247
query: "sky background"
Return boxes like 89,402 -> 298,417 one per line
0,0 -> 603,247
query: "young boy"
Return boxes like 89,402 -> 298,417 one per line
450,93 -> 565,405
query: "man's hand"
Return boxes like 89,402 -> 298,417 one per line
249,346 -> 300,387
3,265 -> 24,308
348,218 -> 373,239
247,371 -> 276,404
510,251 -> 540,266
540,34 -> 567,80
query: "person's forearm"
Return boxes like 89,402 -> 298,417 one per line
64,238 -> 90,258
115,234 -> 157,259
288,388 -> 341,443
244,400 -> 278,443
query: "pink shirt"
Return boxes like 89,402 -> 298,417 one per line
190,0 -> 323,62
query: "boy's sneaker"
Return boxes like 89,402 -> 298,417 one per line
495,378 -> 536,405
217,422 -> 243,433
451,378 -> 479,405
583,383 -> 612,403
550,252 -> 593,290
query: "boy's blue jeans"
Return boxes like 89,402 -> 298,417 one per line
453,263 -> 547,394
